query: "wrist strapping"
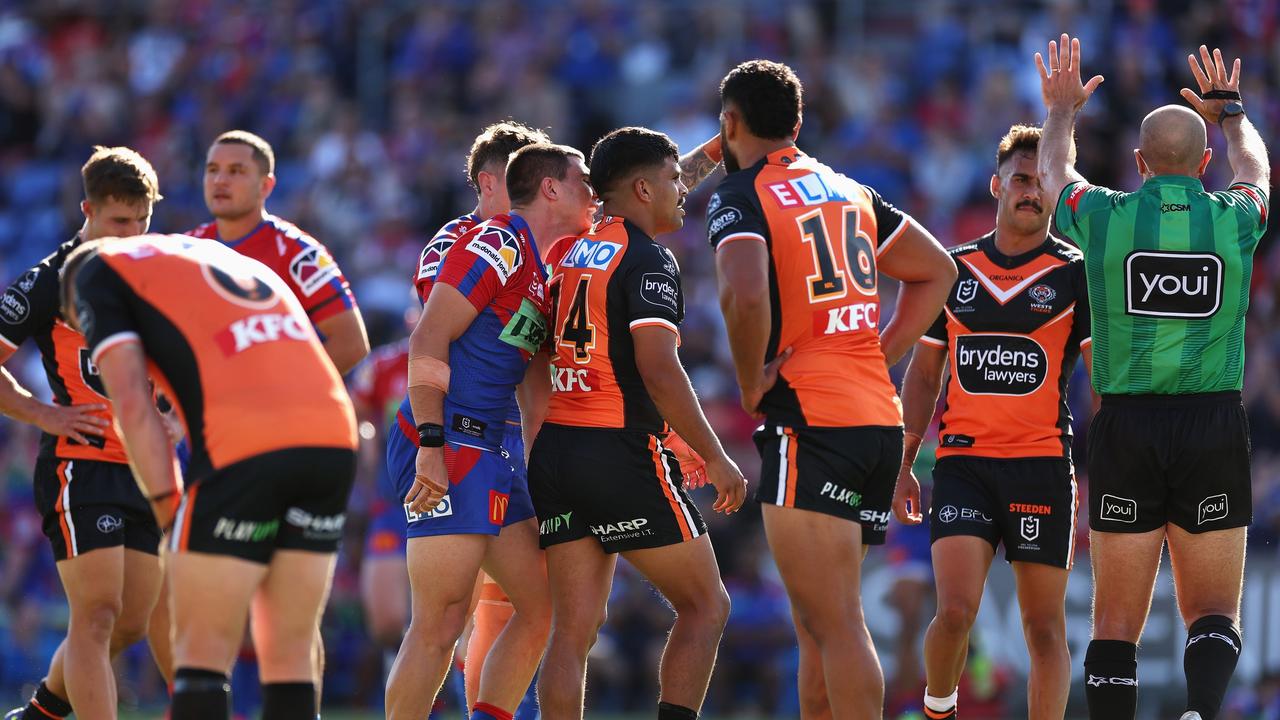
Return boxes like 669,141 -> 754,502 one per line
407,355 -> 451,393
1203,89 -> 1242,101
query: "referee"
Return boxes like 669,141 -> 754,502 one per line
1036,36 -> 1269,720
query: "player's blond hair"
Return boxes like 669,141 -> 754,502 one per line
996,124 -> 1042,169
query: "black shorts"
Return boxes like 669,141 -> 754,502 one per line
170,447 -> 356,564
528,424 -> 706,554
1088,391 -> 1251,534
33,457 -> 160,561
929,456 -> 1078,569
753,425 -> 902,545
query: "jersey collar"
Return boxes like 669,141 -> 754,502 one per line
505,212 -> 547,280
980,231 -> 1052,269
767,146 -> 804,166
1142,174 -> 1205,192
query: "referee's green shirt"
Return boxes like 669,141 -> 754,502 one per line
1055,175 -> 1268,395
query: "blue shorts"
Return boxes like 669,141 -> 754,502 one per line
386,422 -> 534,538
363,498 -> 407,559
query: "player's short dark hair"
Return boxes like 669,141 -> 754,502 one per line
59,239 -> 105,323
506,143 -> 585,208
82,146 -> 161,206
588,127 -> 678,198
466,121 -> 551,191
996,124 -> 1042,170
213,130 -> 275,176
719,59 -> 803,140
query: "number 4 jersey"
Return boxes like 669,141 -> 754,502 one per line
706,148 -> 909,428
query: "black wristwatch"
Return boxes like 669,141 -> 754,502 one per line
1218,101 -> 1245,125
417,422 -> 445,448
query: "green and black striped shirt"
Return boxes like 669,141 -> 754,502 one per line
1055,175 -> 1268,395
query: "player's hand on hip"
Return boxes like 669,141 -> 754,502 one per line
407,446 -> 448,514
1181,45 -> 1242,124
35,401 -> 108,445
706,453 -> 747,514
892,465 -> 924,525
741,346 -> 793,418
1034,33 -> 1104,113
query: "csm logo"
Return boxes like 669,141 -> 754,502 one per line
1124,251 -> 1223,318
1198,494 -> 1228,525
215,313 -> 309,355
1099,494 -> 1137,523
405,494 -> 453,522
562,238 -> 622,270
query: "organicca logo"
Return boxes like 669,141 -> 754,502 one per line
214,313 -> 310,355
1124,251 -> 1223,318
954,334 -> 1047,396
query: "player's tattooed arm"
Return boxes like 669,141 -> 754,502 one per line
679,135 -> 723,190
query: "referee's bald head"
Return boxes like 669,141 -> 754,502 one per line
1137,105 -> 1209,176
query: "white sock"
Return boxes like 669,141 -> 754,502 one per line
924,688 -> 958,712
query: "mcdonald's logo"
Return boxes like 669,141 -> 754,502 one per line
489,490 -> 510,526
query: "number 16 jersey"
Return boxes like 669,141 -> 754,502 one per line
706,148 -> 911,428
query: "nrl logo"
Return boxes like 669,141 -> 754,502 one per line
955,279 -> 978,304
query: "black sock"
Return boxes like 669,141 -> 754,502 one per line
170,667 -> 230,720
1184,615 -> 1242,720
24,680 -> 72,719
657,701 -> 698,720
261,682 -> 316,720
1084,640 -> 1138,720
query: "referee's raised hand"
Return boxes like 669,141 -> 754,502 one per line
1181,45 -> 1242,125
1034,33 -> 1104,114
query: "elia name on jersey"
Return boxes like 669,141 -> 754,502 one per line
467,226 -> 523,283
1124,251 -> 1223,318
954,333 -> 1047,395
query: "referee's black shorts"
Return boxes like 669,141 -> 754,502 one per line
1088,391 -> 1250,534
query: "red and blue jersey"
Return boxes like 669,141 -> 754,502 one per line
396,213 -> 549,451
188,214 -> 357,324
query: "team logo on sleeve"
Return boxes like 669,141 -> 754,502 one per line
707,193 -> 723,215
1124,251 -> 1222,318
954,334 -> 1047,395
467,228 -> 523,283
417,235 -> 456,281
17,269 -> 39,293
0,288 -> 30,324
289,246 -> 342,297
656,245 -> 679,276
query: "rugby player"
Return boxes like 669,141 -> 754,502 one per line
708,60 -> 956,718
0,147 -> 163,720
59,234 -> 358,720
894,124 -> 1091,720
180,129 -> 368,699
1035,37 -> 1269,720
384,143 -> 597,720
406,120 -> 552,718
531,126 -> 745,720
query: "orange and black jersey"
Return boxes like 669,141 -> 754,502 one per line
544,217 -> 683,433
921,233 -> 1091,459
73,235 -> 357,481
706,148 -> 909,428
0,234 -> 126,464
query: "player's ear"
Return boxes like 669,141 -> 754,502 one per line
261,173 -> 277,201
541,176 -> 558,202
792,115 -> 802,141
1133,149 -> 1149,178
1197,148 -> 1212,177
634,176 -> 651,203
989,173 -> 1001,200
81,199 -> 94,220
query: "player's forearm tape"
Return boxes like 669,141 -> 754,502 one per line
407,355 -> 451,393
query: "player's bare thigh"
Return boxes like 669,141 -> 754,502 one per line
1088,529 -> 1165,642
1166,524 -> 1245,627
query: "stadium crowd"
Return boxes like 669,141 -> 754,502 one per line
0,0 -> 1277,717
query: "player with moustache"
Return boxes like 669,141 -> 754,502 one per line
1036,37 -> 1269,720
0,147 -> 166,720
384,143 -> 598,720
709,60 -> 956,719
532,127 -> 746,720
59,234 -> 358,720
894,125 -> 1092,720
